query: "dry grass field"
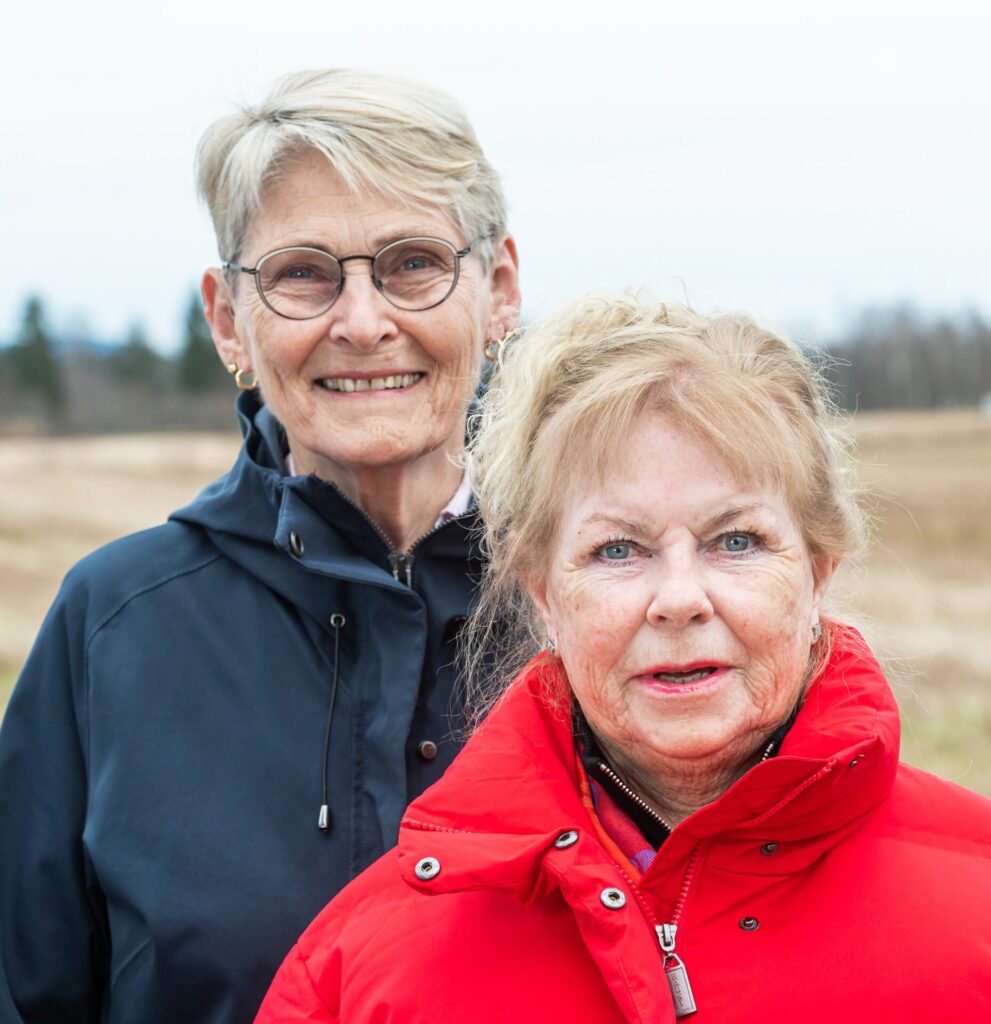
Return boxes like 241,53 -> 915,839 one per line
1,411 -> 989,794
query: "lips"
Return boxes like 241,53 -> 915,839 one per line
317,372 -> 425,393
636,663 -> 731,694
652,667 -> 718,684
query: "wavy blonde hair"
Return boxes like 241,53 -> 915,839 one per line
465,294 -> 867,724
196,68 -> 508,268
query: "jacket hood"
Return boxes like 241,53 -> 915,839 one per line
397,625 -> 901,903
169,392 -> 484,624
171,390 -> 289,546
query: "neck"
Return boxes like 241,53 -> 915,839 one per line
599,735 -> 772,829
293,442 -> 465,552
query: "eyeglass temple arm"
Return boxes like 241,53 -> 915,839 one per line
458,230 -> 499,258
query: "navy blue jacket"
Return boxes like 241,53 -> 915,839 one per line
0,394 -> 483,1023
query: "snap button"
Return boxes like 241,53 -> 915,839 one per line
417,740 -> 439,761
414,857 -> 441,880
289,531 -> 304,557
600,887 -> 626,910
760,842 -> 779,856
739,916 -> 760,931
849,757 -> 860,767
553,830 -> 579,849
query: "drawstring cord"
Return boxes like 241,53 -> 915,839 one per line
318,612 -> 346,831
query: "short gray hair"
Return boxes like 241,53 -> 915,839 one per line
196,68 -> 508,266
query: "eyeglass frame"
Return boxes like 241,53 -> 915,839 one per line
222,234 -> 490,320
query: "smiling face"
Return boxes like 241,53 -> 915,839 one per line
203,149 -> 519,479
528,409 -> 834,791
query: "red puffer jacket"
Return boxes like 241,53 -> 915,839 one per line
256,627 -> 991,1023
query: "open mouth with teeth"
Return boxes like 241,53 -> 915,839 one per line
652,667 -> 719,684
318,372 -> 425,393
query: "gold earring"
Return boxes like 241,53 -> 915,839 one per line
227,363 -> 259,392
483,326 -> 523,363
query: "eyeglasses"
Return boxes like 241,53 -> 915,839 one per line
223,235 -> 486,320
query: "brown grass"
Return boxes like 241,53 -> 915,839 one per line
1,412 -> 988,794
841,410 -> 991,794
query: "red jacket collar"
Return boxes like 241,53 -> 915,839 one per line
398,625 -> 900,898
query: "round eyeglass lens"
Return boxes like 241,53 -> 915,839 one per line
257,248 -> 342,319
373,238 -> 459,310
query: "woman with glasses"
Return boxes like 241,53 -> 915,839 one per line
0,69 -> 519,1024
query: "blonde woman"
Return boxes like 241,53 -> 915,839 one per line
257,297 -> 991,1022
0,69 -> 519,1023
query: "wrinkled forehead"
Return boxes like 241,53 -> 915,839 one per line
566,401 -> 783,498
247,148 -> 461,247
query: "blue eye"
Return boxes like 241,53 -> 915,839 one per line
601,542 -> 634,560
720,533 -> 755,553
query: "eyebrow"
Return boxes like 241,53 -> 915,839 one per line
579,512 -> 651,534
269,230 -> 457,258
700,503 -> 771,532
366,228 -> 455,251
579,503 -> 772,536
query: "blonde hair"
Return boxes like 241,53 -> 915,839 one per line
196,68 -> 507,267
466,294 -> 867,720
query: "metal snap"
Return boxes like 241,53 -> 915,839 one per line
760,842 -> 779,856
849,757 -> 860,767
600,887 -> 626,910
417,740 -> 439,761
414,857 -> 441,880
329,613 -> 346,628
739,916 -> 760,931
553,830 -> 579,849
289,531 -> 304,557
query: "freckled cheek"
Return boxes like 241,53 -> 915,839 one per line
733,588 -> 814,711
556,585 -> 638,664
250,330 -> 314,381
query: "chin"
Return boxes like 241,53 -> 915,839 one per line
646,724 -> 757,764
319,436 -> 441,472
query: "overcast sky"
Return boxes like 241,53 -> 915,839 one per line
2,1 -> 988,352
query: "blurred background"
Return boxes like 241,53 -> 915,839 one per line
1,2 -> 989,791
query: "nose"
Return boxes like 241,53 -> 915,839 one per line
645,551 -> 714,628
326,259 -> 400,352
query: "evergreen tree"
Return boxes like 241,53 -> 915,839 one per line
9,295 -> 64,415
177,292 -> 223,392
110,322 -> 163,387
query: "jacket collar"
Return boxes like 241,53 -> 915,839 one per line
168,393 -> 484,621
397,626 -> 900,899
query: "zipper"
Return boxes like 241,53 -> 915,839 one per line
388,506 -> 474,586
593,759 -> 675,834
389,552 -> 415,587
326,482 -> 471,588
656,841 -> 704,1018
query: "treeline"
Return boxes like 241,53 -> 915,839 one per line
2,295 -> 991,436
819,305 -> 991,411
0,294 -> 234,434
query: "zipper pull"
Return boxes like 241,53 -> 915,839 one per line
389,552 -> 414,587
656,924 -> 698,1018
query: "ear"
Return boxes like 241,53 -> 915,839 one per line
202,268 -> 252,371
810,554 -> 838,624
522,569 -> 556,644
484,234 -> 521,341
